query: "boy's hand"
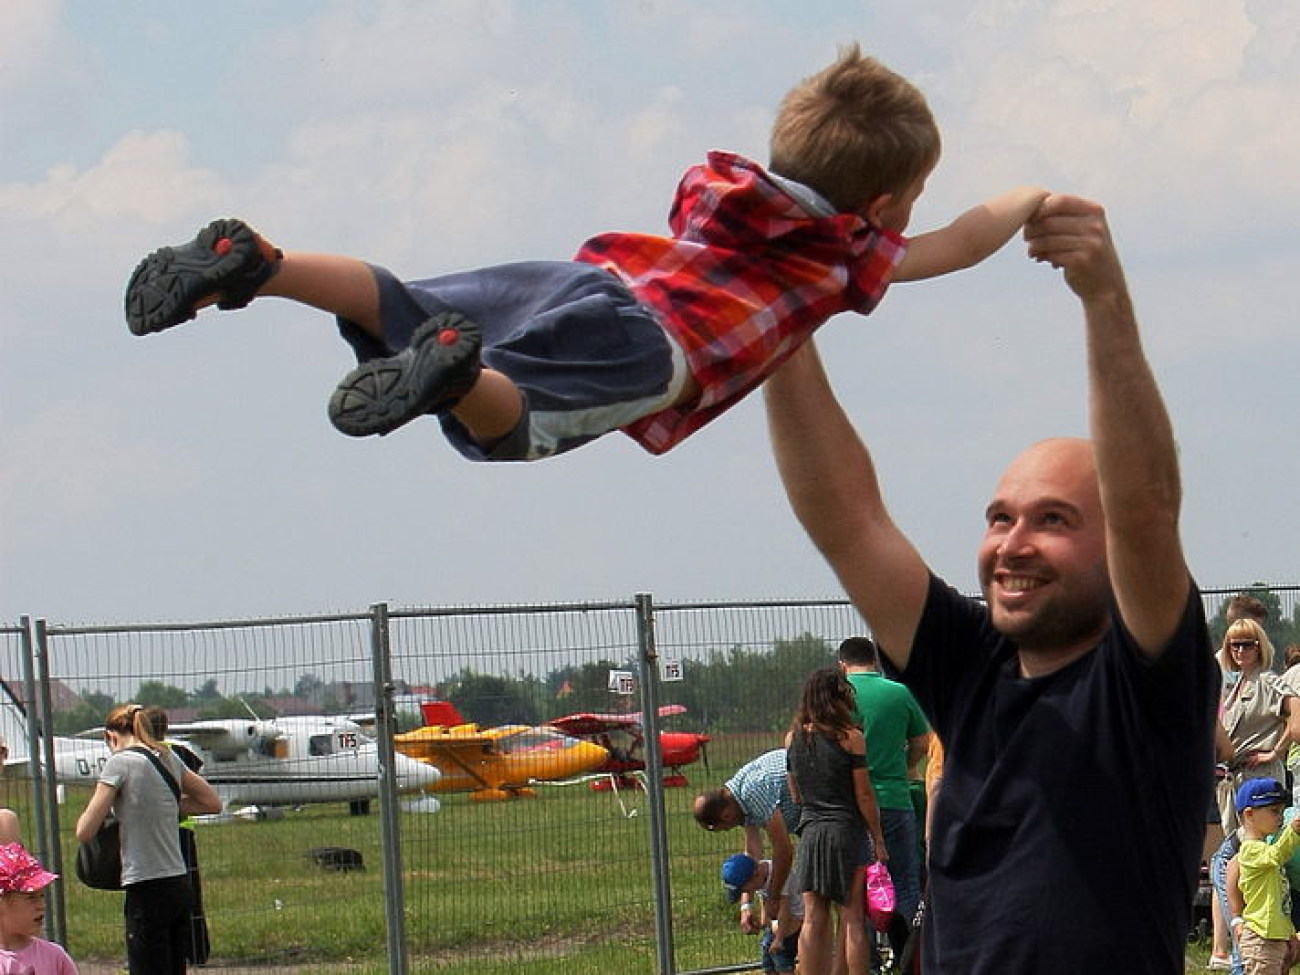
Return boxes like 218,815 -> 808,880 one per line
1023,194 -> 1126,303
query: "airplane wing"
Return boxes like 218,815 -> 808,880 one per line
168,720 -> 282,759
392,727 -> 500,791
547,704 -> 686,738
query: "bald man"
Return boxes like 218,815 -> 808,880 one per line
764,195 -> 1216,974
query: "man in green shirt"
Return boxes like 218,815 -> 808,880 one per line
839,636 -> 931,957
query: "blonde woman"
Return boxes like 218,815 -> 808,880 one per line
1217,620 -> 1300,831
75,704 -> 221,975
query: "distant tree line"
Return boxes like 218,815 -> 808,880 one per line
53,633 -> 840,736
438,632 -> 837,733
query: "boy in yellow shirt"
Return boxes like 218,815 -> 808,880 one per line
1234,778 -> 1300,973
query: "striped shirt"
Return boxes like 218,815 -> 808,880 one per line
575,150 -> 906,454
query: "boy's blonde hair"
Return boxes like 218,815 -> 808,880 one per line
769,43 -> 941,213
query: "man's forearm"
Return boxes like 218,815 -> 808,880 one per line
1026,196 -> 1189,653
1086,286 -> 1181,536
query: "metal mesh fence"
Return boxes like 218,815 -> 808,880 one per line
1,583 -> 1296,974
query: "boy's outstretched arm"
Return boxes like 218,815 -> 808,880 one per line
894,186 -> 1049,282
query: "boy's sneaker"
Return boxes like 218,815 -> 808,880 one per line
328,312 -> 482,437
124,218 -> 282,335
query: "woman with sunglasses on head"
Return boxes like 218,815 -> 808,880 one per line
1217,620 -> 1300,834
75,704 -> 221,975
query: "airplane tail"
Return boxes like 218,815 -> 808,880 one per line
0,681 -> 35,766
419,701 -> 466,727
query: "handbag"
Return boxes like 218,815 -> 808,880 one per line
865,860 -> 896,933
75,818 -> 123,890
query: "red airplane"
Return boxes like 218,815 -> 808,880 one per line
547,705 -> 710,791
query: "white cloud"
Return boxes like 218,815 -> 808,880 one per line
915,0 -> 1298,250
3,0 -> 1299,621
0,0 -> 65,97
0,130 -> 226,228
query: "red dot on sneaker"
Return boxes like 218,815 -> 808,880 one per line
437,329 -> 460,346
214,237 -> 233,256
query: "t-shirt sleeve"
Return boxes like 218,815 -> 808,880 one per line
886,573 -> 998,741
1109,582 -> 1217,741
99,751 -> 129,791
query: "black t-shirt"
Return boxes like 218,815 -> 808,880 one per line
886,574 -> 1217,974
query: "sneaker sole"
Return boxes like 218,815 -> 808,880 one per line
328,312 -> 482,437
124,218 -> 261,336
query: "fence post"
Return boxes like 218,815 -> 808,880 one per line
635,592 -> 677,975
28,618 -> 67,945
370,602 -> 409,975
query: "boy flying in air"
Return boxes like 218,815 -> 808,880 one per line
125,44 -> 1045,462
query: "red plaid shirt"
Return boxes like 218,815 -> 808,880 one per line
574,150 -> 906,454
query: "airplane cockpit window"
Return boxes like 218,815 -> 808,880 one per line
254,737 -> 279,758
503,731 -> 567,753
308,734 -> 333,757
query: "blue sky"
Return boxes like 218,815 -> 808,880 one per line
2,0 -> 1298,622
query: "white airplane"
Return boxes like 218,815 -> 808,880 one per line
2,710 -> 441,819
170,716 -> 441,817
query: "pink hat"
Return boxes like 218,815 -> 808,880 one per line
0,843 -> 57,894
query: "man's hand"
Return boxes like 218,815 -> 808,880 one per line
1023,194 -> 1126,303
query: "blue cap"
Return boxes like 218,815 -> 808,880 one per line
721,853 -> 757,902
1236,777 -> 1288,813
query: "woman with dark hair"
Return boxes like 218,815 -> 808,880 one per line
784,667 -> 888,975
75,704 -> 221,975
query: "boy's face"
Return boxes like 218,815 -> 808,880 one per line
1246,802 -> 1287,832
0,889 -> 47,942
744,859 -> 772,893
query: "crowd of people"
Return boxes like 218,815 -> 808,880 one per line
696,638 -> 932,974
1204,595 -> 1300,975
697,600 -> 1300,975
0,704 -> 221,975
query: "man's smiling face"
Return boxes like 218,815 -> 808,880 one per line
978,438 -> 1112,664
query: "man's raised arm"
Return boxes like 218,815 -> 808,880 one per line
1025,195 -> 1189,657
764,342 -> 930,669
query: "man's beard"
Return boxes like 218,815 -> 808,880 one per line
985,564 -> 1112,655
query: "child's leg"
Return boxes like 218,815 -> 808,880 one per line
260,253 -> 383,339
125,219 -> 384,340
447,370 -> 524,445
329,312 -> 509,441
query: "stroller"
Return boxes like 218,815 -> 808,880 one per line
1190,859 -> 1213,945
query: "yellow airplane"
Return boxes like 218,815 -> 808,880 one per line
394,702 -> 610,802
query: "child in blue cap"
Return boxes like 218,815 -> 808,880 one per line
722,853 -> 801,974
1233,777 -> 1300,972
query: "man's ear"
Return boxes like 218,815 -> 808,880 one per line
862,193 -> 893,226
